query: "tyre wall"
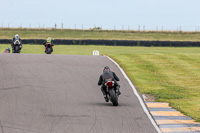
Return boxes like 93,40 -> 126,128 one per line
1,39 -> 200,47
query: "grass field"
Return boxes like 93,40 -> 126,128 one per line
1,28 -> 200,41
1,44 -> 200,122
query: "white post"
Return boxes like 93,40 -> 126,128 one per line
93,50 -> 99,56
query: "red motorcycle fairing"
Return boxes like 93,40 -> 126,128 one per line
105,81 -> 114,88
45,44 -> 53,51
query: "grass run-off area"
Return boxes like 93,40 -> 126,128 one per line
1,28 -> 200,41
1,44 -> 200,122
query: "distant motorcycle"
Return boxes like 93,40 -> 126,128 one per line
105,79 -> 119,106
13,39 -> 22,53
45,43 -> 53,54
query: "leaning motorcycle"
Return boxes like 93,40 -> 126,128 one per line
105,80 -> 119,106
45,43 -> 53,54
13,39 -> 22,53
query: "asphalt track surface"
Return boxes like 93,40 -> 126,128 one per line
0,54 -> 158,133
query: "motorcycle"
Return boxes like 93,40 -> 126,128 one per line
13,39 -> 22,53
45,43 -> 53,54
105,79 -> 119,106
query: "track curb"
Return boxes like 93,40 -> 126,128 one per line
146,102 -> 200,133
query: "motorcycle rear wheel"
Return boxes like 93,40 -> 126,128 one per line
109,89 -> 118,106
46,48 -> 51,54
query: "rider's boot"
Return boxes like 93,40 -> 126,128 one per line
104,95 -> 109,102
116,86 -> 121,95
101,86 -> 109,102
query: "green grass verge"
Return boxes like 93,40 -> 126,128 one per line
1,28 -> 200,41
1,44 -> 200,122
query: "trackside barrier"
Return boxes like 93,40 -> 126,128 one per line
1,39 -> 200,47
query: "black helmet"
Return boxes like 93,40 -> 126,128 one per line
103,66 -> 110,72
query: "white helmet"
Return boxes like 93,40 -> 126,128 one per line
15,34 -> 19,40
15,34 -> 19,38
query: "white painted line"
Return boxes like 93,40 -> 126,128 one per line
106,56 -> 162,133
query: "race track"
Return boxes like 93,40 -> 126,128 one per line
0,54 -> 158,133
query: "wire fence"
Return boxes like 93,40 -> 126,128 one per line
1,23 -> 200,32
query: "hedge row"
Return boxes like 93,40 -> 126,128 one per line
1,39 -> 200,47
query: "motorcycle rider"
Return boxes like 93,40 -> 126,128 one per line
11,34 -> 22,52
98,66 -> 121,102
42,37 -> 54,52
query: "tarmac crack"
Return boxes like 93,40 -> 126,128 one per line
88,108 -> 97,133
50,116 -> 63,133
1,125 -> 41,133
0,121 -> 4,133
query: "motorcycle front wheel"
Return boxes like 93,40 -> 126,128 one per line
13,45 -> 20,53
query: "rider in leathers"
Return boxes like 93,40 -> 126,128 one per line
42,37 -> 54,52
11,34 -> 22,52
98,66 -> 121,102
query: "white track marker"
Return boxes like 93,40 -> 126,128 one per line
106,56 -> 162,133
93,50 -> 99,56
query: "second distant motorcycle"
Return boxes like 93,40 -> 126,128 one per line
43,37 -> 54,54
